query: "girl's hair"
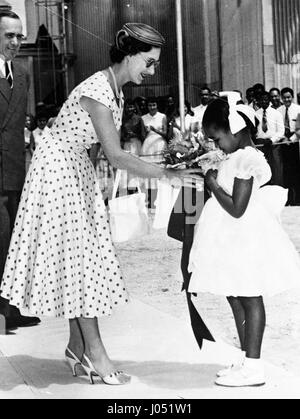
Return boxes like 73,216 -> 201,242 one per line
203,98 -> 257,138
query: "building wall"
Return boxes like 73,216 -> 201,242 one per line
263,0 -> 300,95
70,0 -> 213,103
218,0 -> 264,95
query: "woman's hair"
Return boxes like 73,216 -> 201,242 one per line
110,38 -> 153,63
203,98 -> 257,138
110,22 -> 165,64
185,100 -> 194,116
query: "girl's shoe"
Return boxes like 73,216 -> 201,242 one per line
216,351 -> 246,377
65,347 -> 83,377
215,365 -> 265,387
81,354 -> 131,385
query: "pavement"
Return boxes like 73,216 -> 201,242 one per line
0,298 -> 300,399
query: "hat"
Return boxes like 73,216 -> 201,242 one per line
116,22 -> 165,51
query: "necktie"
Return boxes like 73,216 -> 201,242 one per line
5,61 -> 13,88
285,107 -> 291,138
262,109 -> 268,133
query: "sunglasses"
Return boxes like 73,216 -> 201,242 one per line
139,53 -> 160,69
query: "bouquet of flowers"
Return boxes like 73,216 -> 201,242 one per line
163,130 -> 227,175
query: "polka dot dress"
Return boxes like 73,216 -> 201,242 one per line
0,71 -> 129,319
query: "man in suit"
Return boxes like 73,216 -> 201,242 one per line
0,10 -> 40,331
278,87 -> 300,205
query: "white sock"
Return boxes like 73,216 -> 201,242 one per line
244,357 -> 264,373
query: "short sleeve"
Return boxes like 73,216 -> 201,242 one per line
234,148 -> 271,185
79,74 -> 113,111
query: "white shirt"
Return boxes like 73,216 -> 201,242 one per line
255,106 -> 285,143
192,104 -> 207,128
32,126 -> 50,148
142,112 -> 167,139
0,57 -> 13,80
278,103 -> 300,140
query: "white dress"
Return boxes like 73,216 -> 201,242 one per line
0,71 -> 130,319
141,111 -> 167,163
188,147 -> 300,297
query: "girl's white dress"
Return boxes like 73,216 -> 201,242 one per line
188,147 -> 300,297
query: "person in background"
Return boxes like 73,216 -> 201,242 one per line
297,92 -> 300,106
47,105 -> 62,129
278,87 -> 300,205
141,96 -> 168,207
32,112 -> 50,150
121,98 -> 146,155
120,98 -> 146,192
246,87 -> 255,106
296,113 -> 300,140
0,11 -> 40,330
255,91 -> 285,186
250,83 -> 265,111
164,94 -> 175,111
168,100 -> 195,142
24,113 -> 35,173
269,87 -> 283,110
133,96 -> 148,116
192,85 -> 212,132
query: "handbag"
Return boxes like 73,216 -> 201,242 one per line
108,169 -> 149,243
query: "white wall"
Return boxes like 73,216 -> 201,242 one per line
8,0 -> 27,36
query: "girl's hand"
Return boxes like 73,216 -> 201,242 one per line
205,169 -> 218,189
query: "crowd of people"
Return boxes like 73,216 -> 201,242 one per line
81,83 -> 300,206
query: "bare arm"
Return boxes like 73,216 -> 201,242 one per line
80,96 -> 168,178
206,170 -> 254,218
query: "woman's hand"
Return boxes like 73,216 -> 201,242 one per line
164,168 -> 204,189
205,169 -> 218,189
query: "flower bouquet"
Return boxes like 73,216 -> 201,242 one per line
163,130 -> 227,175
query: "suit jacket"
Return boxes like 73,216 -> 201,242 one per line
296,113 -> 300,133
0,62 -> 29,191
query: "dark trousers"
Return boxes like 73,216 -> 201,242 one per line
282,143 -> 300,205
0,190 -> 21,315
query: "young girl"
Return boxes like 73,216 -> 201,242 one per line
188,95 -> 300,387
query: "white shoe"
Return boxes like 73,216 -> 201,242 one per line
81,354 -> 131,385
216,352 -> 246,378
215,365 -> 265,388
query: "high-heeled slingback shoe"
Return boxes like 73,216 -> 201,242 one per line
81,354 -> 131,385
65,347 -> 83,377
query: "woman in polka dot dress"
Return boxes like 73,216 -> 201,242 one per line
0,23 -> 200,385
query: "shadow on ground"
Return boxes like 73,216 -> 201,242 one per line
0,355 -> 222,391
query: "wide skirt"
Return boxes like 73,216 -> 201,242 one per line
0,137 -> 129,318
188,186 -> 300,297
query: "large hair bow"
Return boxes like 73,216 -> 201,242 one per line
219,91 -> 256,135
